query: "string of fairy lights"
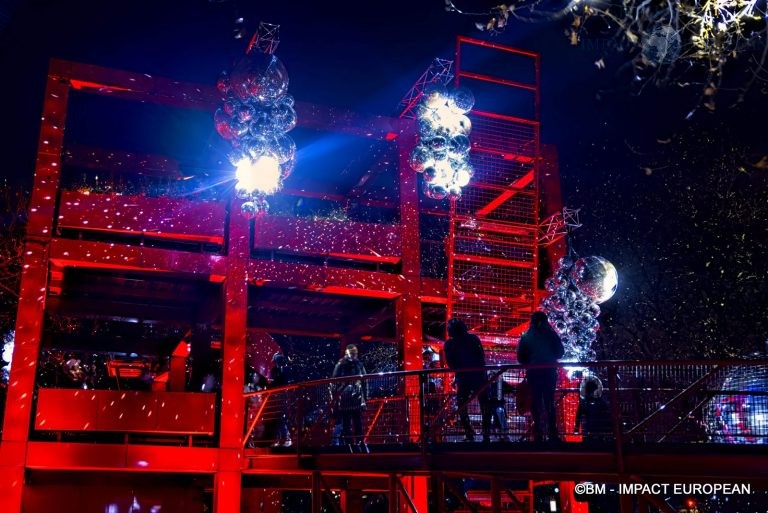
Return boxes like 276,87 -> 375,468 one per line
445,0 -> 768,106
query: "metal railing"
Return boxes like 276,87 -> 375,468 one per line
243,360 -> 768,452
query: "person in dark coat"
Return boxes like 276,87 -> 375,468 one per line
269,352 -> 293,447
574,377 -> 611,443
517,311 -> 565,442
331,344 -> 367,446
443,318 -> 492,442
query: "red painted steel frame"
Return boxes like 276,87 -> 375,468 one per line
1,39 -> 546,512
0,57 -> 430,513
1,61 -> 70,513
448,38 -> 541,341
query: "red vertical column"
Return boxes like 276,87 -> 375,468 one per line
396,129 -> 428,513
397,130 -> 423,434
215,198 -> 248,513
0,66 -> 70,513
540,145 -> 567,278
215,471 -> 244,513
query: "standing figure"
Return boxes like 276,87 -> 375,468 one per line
269,352 -> 293,447
421,346 -> 444,441
244,364 -> 267,449
331,344 -> 367,447
443,318 -> 492,442
421,346 -> 443,415
488,377 -> 513,442
517,311 -> 565,442
574,376 -> 611,443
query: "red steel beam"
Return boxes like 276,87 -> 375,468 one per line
457,36 -> 540,58
63,144 -> 182,177
452,253 -> 536,269
48,238 -> 228,279
396,131 -> 428,513
253,215 -> 401,264
457,70 -> 537,92
475,170 -> 535,218
54,59 -> 409,140
57,190 -> 227,244
471,109 -> 539,127
0,64 -> 72,513
25,442 -> 219,472
455,36 -> 540,121
248,260 -> 405,296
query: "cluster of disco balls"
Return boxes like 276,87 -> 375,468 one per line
409,86 -> 475,200
704,364 -> 768,444
540,255 -> 618,361
215,48 -> 297,218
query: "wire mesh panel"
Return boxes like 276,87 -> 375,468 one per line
468,152 -> 534,189
245,387 -> 300,448
242,361 -> 768,453
449,39 -> 540,344
451,297 -> 531,335
455,186 -> 537,223
704,364 -> 768,445
470,115 -> 538,160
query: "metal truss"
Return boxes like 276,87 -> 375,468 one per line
397,57 -> 454,118
247,22 -> 280,54
538,207 -> 581,247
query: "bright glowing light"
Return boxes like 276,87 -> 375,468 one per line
449,0 -> 767,107
690,0 -> 761,55
455,168 -> 472,187
571,256 -> 618,304
434,103 -> 458,126
2,331 -> 13,378
433,160 -> 453,187
424,91 -> 447,109
216,38 -> 296,210
235,154 -> 281,194
412,87 -> 475,199
419,98 -> 470,136
540,255 -> 616,361
565,366 -> 587,379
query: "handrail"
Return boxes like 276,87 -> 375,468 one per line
243,359 -> 768,398
626,365 -> 723,436
242,360 -> 768,451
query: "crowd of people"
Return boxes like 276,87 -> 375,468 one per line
244,312 -> 615,450
34,313 -> 616,448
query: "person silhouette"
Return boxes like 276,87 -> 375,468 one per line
444,318 -> 492,442
269,352 -> 293,447
517,311 -> 564,442
331,344 -> 367,449
574,376 -> 611,443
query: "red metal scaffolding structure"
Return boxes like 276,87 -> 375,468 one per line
448,37 -> 541,348
1,36 -> 767,513
0,39 -> 547,513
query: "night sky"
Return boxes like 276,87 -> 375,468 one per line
0,0 -> 766,360
1,4 -> 768,512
